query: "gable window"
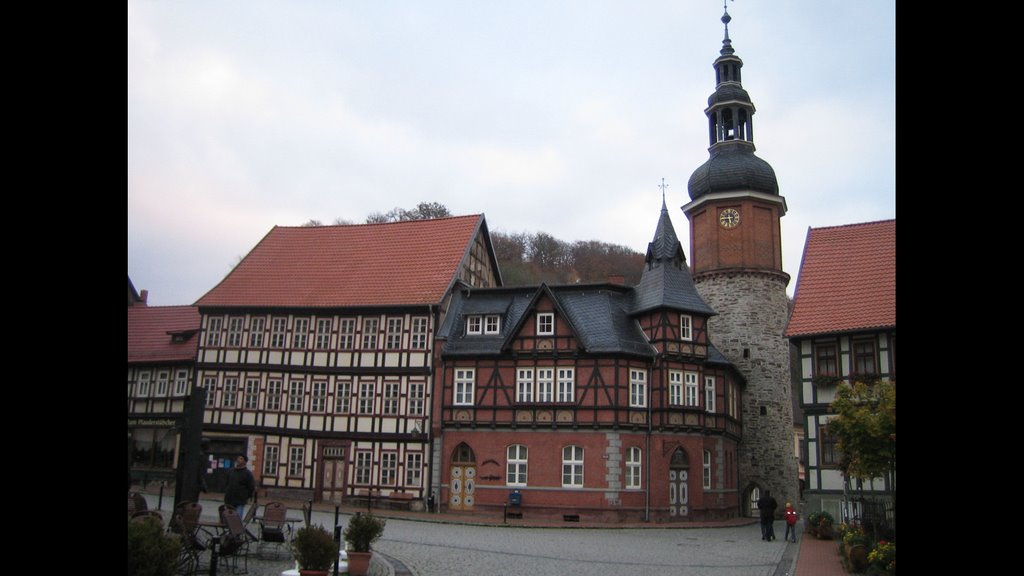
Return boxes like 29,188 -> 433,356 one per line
557,368 -> 575,403
704,376 -> 716,413
680,314 -> 693,341
507,445 -> 528,486
249,317 -> 265,348
454,369 -> 475,405
335,381 -> 351,413
174,370 -> 189,396
206,317 -> 222,347
466,316 -> 482,335
485,314 -> 501,334
669,370 -> 683,405
517,368 -> 533,403
630,369 -> 647,408
361,318 -> 379,349
685,372 -> 699,407
292,318 -> 309,349
536,368 -> 554,402
386,317 -> 403,350
270,318 -> 287,348
315,318 -> 332,350
853,339 -> 877,377
227,317 -> 244,347
815,342 -> 838,377
537,313 -> 554,336
338,318 -> 356,349
626,447 -> 642,489
410,317 -> 429,349
703,450 -> 712,489
562,446 -> 584,487
266,380 -> 282,411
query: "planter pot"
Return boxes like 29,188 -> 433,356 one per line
299,571 -> 328,576
816,524 -> 834,540
846,544 -> 868,572
347,551 -> 372,576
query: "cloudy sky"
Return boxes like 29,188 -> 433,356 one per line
128,0 -> 895,306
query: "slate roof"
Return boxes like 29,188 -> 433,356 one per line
688,141 -> 779,200
195,215 -> 490,308
631,204 -> 717,316
784,220 -> 896,338
128,305 -> 200,363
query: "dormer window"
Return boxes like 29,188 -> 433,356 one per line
680,314 -> 693,341
484,315 -> 501,334
537,313 -> 554,336
466,314 -> 501,336
466,316 -> 482,335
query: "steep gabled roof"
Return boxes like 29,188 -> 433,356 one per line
128,305 -> 200,363
785,220 -> 895,338
632,203 -> 716,316
195,215 -> 489,308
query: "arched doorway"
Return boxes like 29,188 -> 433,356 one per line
449,443 -> 476,511
668,448 -> 690,518
744,484 -> 763,517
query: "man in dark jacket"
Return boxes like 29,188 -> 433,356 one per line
757,489 -> 779,541
224,455 -> 255,518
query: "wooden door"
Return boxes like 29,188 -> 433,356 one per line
321,446 -> 346,504
668,448 -> 690,518
449,443 -> 476,511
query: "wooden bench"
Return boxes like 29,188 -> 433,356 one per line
387,492 -> 415,510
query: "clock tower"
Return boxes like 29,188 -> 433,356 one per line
682,7 -> 798,512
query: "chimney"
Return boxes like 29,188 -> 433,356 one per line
608,274 -> 625,286
140,289 -> 149,304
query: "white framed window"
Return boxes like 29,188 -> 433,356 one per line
288,446 -> 304,477
202,376 -> 216,407
454,369 -> 475,405
629,369 -> 646,407
222,378 -> 238,408
703,450 -> 712,489
466,315 -> 482,335
705,376 -> 716,413
338,318 -> 356,349
138,372 -> 151,397
517,368 -> 533,402
386,317 -> 403,349
270,318 -> 287,348
315,318 -> 332,350
680,314 -> 693,341
406,453 -> 423,487
263,445 -> 279,476
485,314 -> 501,334
669,370 -> 683,405
335,381 -> 351,413
536,368 -> 554,402
361,318 -> 379,349
380,452 -> 398,485
507,445 -> 528,486
174,370 -> 189,396
227,317 -> 244,347
244,378 -> 259,410
288,380 -> 304,412
266,380 -> 282,411
383,381 -> 400,414
355,451 -> 373,484
249,317 -> 265,348
206,317 -> 222,347
409,380 -> 425,415
562,445 -> 583,487
685,372 -> 699,407
557,368 -> 575,403
626,447 -> 642,489
358,381 -> 375,414
293,318 -> 309,349
410,317 -> 429,349
311,381 -> 327,412
156,371 -> 169,397
537,313 -> 554,335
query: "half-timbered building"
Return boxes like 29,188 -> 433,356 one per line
433,204 -> 745,522
785,220 -> 895,522
194,215 -> 500,506
128,279 -> 201,486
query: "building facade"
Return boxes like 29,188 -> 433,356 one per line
785,220 -> 896,522
193,216 -> 500,505
433,205 -> 746,522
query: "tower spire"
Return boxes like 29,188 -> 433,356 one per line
721,1 -> 734,56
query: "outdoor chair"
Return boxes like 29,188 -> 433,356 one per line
168,501 -> 209,575
130,509 -> 164,524
257,501 -> 292,559
128,491 -> 148,517
218,504 -> 254,574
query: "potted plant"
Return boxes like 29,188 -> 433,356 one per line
128,518 -> 183,576
842,525 -> 870,571
291,524 -> 341,576
343,513 -> 386,576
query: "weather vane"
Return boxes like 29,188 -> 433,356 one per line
659,178 -> 669,202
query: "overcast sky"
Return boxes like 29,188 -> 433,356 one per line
128,0 -> 895,306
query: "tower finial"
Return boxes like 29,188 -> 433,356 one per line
721,0 -> 735,56
659,178 -> 669,206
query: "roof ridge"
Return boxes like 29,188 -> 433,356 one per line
275,214 -> 483,230
810,219 -> 895,232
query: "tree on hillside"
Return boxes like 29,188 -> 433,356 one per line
366,201 -> 452,223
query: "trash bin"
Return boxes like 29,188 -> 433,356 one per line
509,490 -> 522,506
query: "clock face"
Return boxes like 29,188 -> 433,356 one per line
719,208 -> 740,229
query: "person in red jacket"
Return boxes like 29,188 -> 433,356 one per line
783,502 -> 798,543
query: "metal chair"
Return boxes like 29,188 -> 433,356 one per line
168,501 -> 209,575
257,501 -> 292,559
218,504 -> 254,574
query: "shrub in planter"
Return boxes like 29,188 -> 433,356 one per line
343,513 -> 386,576
127,518 -> 182,576
291,524 -> 341,574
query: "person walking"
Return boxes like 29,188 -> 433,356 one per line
756,490 -> 779,541
224,454 -> 255,518
783,502 -> 798,543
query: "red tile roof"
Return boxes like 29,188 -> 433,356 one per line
196,215 -> 486,308
128,305 -> 201,363
785,220 -> 895,338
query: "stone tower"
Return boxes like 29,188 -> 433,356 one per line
681,7 -> 798,511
